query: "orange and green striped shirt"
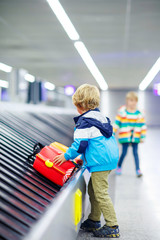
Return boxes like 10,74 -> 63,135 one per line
113,105 -> 147,143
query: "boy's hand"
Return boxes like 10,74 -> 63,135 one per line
53,153 -> 66,166
140,139 -> 144,143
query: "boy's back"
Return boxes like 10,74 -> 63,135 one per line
72,108 -> 119,172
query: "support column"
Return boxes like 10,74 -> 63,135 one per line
8,69 -> 19,102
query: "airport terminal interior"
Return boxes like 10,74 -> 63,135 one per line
0,0 -> 160,240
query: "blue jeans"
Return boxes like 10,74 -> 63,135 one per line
118,143 -> 140,170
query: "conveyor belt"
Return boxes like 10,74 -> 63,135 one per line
0,111 -> 74,240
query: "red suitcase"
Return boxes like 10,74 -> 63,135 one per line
33,145 -> 77,186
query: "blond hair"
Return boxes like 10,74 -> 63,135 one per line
72,84 -> 100,110
126,91 -> 138,102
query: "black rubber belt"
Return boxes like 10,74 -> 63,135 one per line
0,111 -> 74,240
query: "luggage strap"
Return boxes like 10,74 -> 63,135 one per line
28,142 -> 45,163
72,160 -> 80,169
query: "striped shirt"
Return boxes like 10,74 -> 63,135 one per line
113,105 -> 147,143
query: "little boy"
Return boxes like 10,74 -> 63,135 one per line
113,91 -> 147,177
54,84 -> 120,238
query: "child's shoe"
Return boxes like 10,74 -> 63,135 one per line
80,219 -> 101,232
136,169 -> 143,177
93,225 -> 120,238
116,167 -> 122,175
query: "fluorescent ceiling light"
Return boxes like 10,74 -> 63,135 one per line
44,81 -> 55,90
139,57 -> 160,91
46,0 -> 79,41
0,63 -> 12,72
0,80 -> 9,88
24,73 -> 35,82
46,1 -> 108,89
74,41 -> 108,90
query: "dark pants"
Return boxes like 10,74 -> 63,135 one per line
118,143 -> 140,170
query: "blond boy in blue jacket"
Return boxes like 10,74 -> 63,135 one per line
54,84 -> 120,238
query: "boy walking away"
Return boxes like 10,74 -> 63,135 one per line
54,84 -> 120,238
113,91 -> 147,177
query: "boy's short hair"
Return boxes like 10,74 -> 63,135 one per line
126,91 -> 138,102
72,84 -> 100,110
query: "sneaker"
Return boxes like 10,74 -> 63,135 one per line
116,167 -> 122,175
136,169 -> 143,177
93,225 -> 120,238
80,219 -> 101,232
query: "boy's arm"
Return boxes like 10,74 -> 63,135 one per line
64,121 -> 89,160
64,138 -> 88,160
54,121 -> 89,165
53,138 -> 88,165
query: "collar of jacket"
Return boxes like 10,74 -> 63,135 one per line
119,105 -> 140,117
73,108 -> 100,124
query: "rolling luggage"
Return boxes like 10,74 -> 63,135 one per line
28,142 -> 81,186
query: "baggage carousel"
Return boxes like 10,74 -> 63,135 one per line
0,107 -> 86,240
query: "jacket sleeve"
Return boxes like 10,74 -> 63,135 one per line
64,138 -> 88,160
113,114 -> 122,134
140,116 -> 147,141
64,126 -> 89,160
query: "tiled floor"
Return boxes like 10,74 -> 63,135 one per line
77,128 -> 160,240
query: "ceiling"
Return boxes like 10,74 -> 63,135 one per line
0,0 -> 160,89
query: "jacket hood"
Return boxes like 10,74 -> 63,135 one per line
84,117 -> 113,138
74,108 -> 113,138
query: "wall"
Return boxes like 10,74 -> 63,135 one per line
100,90 -> 160,127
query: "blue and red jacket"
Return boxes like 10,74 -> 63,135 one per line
64,108 -> 119,172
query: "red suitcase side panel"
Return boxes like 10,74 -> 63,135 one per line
33,146 -> 75,186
